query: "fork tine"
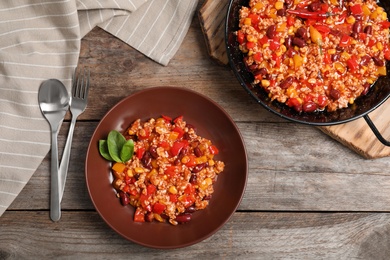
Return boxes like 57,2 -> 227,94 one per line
83,68 -> 90,100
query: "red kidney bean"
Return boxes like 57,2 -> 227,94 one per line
330,88 -> 341,100
141,151 -> 152,168
296,27 -> 307,40
178,146 -> 189,159
253,68 -> 268,77
292,37 -> 306,48
352,21 -> 362,34
285,36 -> 292,49
277,8 -> 286,16
284,0 -> 293,7
372,56 -> 385,66
189,173 -> 197,184
176,213 -> 192,223
203,195 -> 212,200
279,76 -> 294,89
192,163 -> 206,173
183,132 -> 191,140
286,48 -> 297,58
266,25 -> 277,39
302,101 -> 318,113
119,191 -> 129,206
194,147 -> 203,157
185,206 -> 196,213
350,32 -> 358,39
331,53 -> 340,62
149,146 -> 158,159
362,82 -> 371,95
364,25 -> 372,35
360,55 -> 371,66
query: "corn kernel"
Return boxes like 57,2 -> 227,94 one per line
286,86 -> 298,98
208,160 -> 215,166
154,213 -> 164,222
275,1 -> 284,10
246,34 -> 257,43
195,155 -> 208,164
169,186 -> 178,194
254,2 -> 264,10
341,51 -> 351,60
261,79 -> 270,87
181,155 -> 190,164
377,7 -> 384,15
244,18 -> 252,25
327,49 -> 336,55
147,169 -> 158,178
382,12 -> 387,20
127,169 -> 134,177
134,167 -> 144,173
349,98 -> 354,104
377,42 -> 384,51
334,62 -> 346,74
346,16 -> 355,24
199,178 -> 213,190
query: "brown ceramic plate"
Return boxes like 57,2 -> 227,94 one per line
85,86 -> 247,249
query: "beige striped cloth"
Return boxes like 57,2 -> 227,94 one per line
0,0 -> 198,217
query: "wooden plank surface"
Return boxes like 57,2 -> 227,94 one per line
199,0 -> 390,159
2,1 -> 390,258
2,211 -> 390,259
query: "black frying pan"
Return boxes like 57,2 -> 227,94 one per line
225,0 -> 390,145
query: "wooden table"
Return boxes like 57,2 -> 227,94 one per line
2,2 -> 390,258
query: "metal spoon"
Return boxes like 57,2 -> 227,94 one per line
38,79 -> 70,222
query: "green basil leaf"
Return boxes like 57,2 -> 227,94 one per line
120,139 -> 134,162
107,130 -> 126,163
98,140 -> 114,161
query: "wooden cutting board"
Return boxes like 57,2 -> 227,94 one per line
198,0 -> 390,159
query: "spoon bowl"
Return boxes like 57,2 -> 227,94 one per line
38,79 -> 70,221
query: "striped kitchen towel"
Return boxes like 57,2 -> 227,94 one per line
0,0 -> 198,217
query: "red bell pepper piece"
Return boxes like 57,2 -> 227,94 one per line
350,4 -> 363,15
237,31 -> 245,44
162,115 -> 172,123
152,202 -> 166,215
136,146 -> 145,159
253,52 -> 262,62
347,55 -> 359,72
165,165 -> 179,178
185,154 -> 197,167
172,126 -> 185,139
134,208 -> 145,222
339,34 -> 351,48
246,42 -> 255,49
209,145 -> 219,155
248,13 -> 260,25
146,184 -> 156,195
380,21 -> 390,29
170,140 -> 188,156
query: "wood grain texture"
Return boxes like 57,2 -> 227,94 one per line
1,211 -> 390,259
199,0 -> 390,158
2,1 -> 390,258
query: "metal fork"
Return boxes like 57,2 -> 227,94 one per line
59,68 -> 90,202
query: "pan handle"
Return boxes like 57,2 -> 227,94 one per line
363,115 -> 390,146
